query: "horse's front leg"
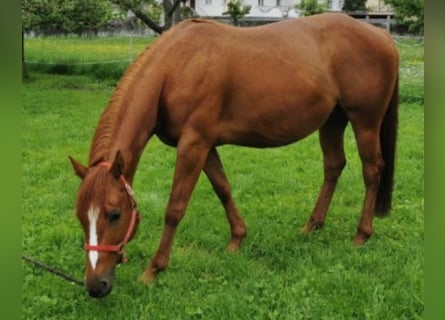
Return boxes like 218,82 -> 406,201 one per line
139,131 -> 211,283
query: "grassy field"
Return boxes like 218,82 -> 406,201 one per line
22,36 -> 424,319
24,36 -> 155,79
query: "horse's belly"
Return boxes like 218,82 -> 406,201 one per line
217,130 -> 306,148
217,105 -> 331,148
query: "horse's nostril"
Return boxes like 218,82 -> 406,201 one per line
88,278 -> 112,298
100,278 -> 110,291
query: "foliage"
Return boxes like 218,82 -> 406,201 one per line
295,0 -> 327,16
22,0 -> 116,35
112,0 -> 187,34
223,0 -> 251,26
111,0 -> 163,28
22,0 -> 60,33
22,39 -> 423,319
180,6 -> 198,19
384,0 -> 424,34
342,0 -> 367,12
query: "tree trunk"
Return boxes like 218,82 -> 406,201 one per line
122,0 -> 185,35
163,0 -> 183,30
132,8 -> 166,34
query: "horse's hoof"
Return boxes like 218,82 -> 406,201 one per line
225,238 -> 243,252
300,224 -> 312,234
300,221 -> 323,234
353,232 -> 371,246
225,241 -> 241,252
138,269 -> 157,284
353,237 -> 365,246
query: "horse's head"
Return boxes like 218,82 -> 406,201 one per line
69,151 -> 140,298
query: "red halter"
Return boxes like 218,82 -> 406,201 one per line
84,161 -> 141,264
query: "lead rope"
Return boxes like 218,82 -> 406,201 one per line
22,255 -> 84,286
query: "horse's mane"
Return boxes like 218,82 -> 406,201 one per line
87,23 -> 186,167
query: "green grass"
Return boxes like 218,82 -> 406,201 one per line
24,36 -> 156,79
22,38 -> 423,319
396,38 -> 424,105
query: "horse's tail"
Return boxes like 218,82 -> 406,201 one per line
375,74 -> 399,216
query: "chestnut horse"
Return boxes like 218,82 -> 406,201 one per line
69,13 -> 399,298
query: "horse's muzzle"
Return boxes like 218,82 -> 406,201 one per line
86,276 -> 113,298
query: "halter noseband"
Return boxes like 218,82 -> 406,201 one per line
84,161 -> 141,264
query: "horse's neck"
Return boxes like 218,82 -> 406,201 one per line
89,65 -> 163,181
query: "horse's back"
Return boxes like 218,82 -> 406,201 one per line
172,13 -> 396,54
154,13 -> 398,147
162,13 -> 398,102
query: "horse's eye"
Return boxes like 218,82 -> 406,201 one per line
108,209 -> 121,223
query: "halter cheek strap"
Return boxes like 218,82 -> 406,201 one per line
84,161 -> 141,264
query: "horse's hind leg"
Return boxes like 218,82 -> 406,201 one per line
203,148 -> 247,251
349,116 -> 385,245
302,106 -> 348,234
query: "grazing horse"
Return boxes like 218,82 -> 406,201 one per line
69,13 -> 399,298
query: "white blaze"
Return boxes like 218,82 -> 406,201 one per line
87,206 -> 100,270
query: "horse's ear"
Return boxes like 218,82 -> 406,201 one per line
110,151 -> 124,179
69,156 -> 87,179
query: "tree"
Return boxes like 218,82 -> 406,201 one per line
22,0 -> 114,35
111,0 -> 187,34
295,0 -> 327,16
223,0 -> 251,26
22,0 -> 64,34
383,0 -> 423,34
342,0 -> 367,12
61,0 -> 114,36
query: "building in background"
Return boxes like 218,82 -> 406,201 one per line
186,0 -> 392,19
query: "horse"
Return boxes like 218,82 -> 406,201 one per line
69,12 -> 399,298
